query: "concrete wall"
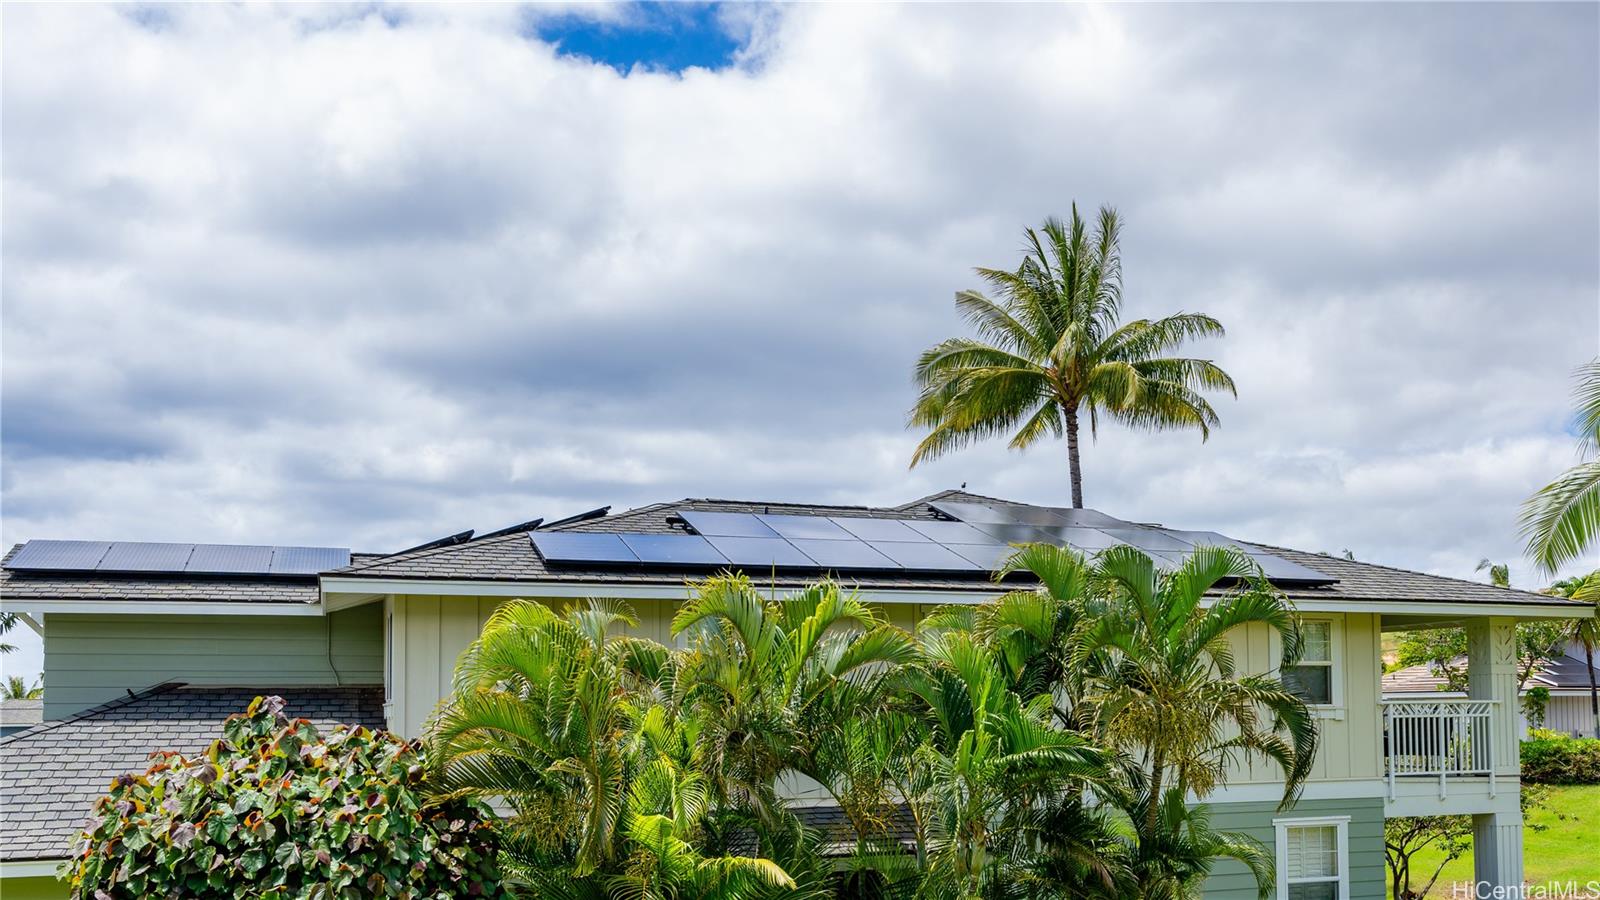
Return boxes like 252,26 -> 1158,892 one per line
42,605 -> 383,719
1202,796 -> 1386,900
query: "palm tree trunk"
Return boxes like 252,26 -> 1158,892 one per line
1066,404 -> 1084,508
1586,641 -> 1599,739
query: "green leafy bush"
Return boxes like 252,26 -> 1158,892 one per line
1521,735 -> 1600,784
62,695 -> 510,899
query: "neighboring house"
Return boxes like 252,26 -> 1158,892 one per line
1383,639 -> 1600,738
0,699 -> 42,737
0,490 -> 1588,900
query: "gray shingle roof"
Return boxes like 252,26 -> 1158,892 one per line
0,683 -> 384,862
0,699 -> 43,731
328,490 -> 1580,609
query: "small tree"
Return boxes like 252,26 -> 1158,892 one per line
1384,815 -> 1471,900
1394,621 -> 1570,693
63,695 -> 509,900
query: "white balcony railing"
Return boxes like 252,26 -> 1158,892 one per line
1382,698 -> 1496,800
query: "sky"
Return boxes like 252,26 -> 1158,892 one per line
2,2 -> 1597,680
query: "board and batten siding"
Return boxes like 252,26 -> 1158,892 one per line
1222,612 -> 1384,785
1201,796 -> 1385,900
42,605 -> 383,719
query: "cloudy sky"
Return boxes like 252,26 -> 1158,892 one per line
2,2 -> 1597,678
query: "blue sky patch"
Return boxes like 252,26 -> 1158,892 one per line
531,3 -> 744,74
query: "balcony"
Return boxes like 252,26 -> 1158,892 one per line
1382,697 -> 1498,800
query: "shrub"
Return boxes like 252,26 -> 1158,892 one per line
62,695 -> 511,899
1521,734 -> 1600,784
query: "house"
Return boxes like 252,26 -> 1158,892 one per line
0,699 -> 42,738
0,489 -> 1588,900
1384,639 -> 1599,738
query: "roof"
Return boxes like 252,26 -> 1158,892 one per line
0,683 -> 384,862
0,699 -> 43,730
0,544 -> 320,606
327,490 -> 1583,610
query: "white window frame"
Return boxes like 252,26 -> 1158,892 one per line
1273,815 -> 1350,900
1277,616 -> 1343,715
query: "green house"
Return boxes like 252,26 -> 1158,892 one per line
1,489 -> 1587,899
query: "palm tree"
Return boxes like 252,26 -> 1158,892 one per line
1476,558 -> 1510,588
0,612 -> 19,655
908,205 -> 1236,507
2,675 -> 42,700
1544,572 -> 1600,738
1522,359 -> 1600,572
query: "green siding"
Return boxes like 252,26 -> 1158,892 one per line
42,605 -> 383,719
1202,796 -> 1385,900
0,875 -> 67,899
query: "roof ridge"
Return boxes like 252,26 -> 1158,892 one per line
331,530 -> 533,573
0,681 -> 184,746
893,488 -> 1025,510
1241,540 -> 1577,605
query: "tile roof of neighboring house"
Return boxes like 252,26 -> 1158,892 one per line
0,544 -> 320,605
1384,644 -> 1600,694
0,699 -> 43,731
327,490 -> 1580,610
0,683 -> 384,862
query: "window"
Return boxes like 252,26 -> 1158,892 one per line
1284,619 -> 1335,705
1275,817 -> 1348,900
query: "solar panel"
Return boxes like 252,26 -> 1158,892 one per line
269,546 -> 352,575
1095,526 -> 1194,553
867,541 -> 980,571
829,517 -> 931,542
98,542 -> 196,572
1050,508 -> 1125,528
1168,530 -> 1249,550
703,536 -> 816,568
1247,552 -> 1336,585
903,520 -> 999,544
756,514 -> 855,541
4,540 -> 112,570
530,532 -> 639,564
967,523 -> 1054,544
679,511 -> 780,538
186,544 -> 275,574
789,539 -> 898,570
620,534 -> 729,566
1053,528 -> 1125,551
946,543 -> 1016,571
928,501 -> 1016,524
987,503 -> 1069,527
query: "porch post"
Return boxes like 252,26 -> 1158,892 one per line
1466,616 -> 1523,891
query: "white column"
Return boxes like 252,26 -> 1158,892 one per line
1473,810 -> 1524,892
1466,617 -> 1520,777
1467,617 -> 1523,891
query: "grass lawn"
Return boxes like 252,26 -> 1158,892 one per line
1390,785 -> 1600,898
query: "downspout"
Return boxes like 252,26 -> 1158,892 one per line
325,614 -> 343,686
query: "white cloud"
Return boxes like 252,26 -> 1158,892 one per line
2,2 -> 1597,676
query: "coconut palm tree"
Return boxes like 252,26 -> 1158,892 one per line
908,205 -> 1236,508
2,675 -> 42,700
1522,359 -> 1600,572
1476,558 -> 1510,588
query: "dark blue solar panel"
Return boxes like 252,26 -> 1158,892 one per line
703,536 -> 815,568
1051,507 -> 1124,528
989,503 -> 1069,526
1095,527 -> 1193,553
269,546 -> 352,575
1247,552 -> 1335,585
903,520 -> 999,544
1055,528 -> 1125,551
968,523 -> 1053,544
829,518 -> 930,542
5,540 -> 113,570
756,514 -> 855,541
867,541 -> 979,571
1169,530 -> 1249,550
928,501 -> 1015,524
946,543 -> 1015,571
186,544 -> 275,574
530,532 -> 639,564
99,542 -> 196,572
679,511 -> 779,538
620,534 -> 729,566
789,539 -> 898,570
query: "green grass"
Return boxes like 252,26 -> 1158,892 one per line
1389,785 -> 1600,898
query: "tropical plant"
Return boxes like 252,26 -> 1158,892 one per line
1544,571 -> 1600,739
0,611 -> 18,654
2,674 -> 42,699
62,695 -> 507,900
1522,359 -> 1600,572
1476,558 -> 1510,588
1383,814 -> 1472,900
907,205 -> 1235,507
